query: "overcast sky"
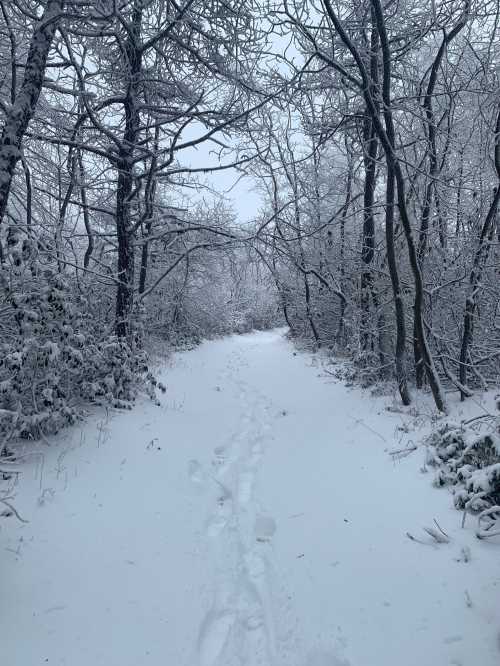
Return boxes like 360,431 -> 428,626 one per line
176,120 -> 263,225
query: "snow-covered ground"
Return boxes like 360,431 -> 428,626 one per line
2,329 -> 499,666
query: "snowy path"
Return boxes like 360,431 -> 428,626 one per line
2,329 -> 500,666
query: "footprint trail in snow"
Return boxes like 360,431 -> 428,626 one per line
192,351 -> 285,666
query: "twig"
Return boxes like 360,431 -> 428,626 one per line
462,414 -> 495,426
389,443 -> 418,459
476,506 -> 500,539
461,509 -> 467,529
349,415 -> 387,442
0,497 -> 29,523
433,518 -> 450,540
423,526 -> 450,543
406,531 -> 436,547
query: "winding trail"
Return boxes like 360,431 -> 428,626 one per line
2,329 -> 499,666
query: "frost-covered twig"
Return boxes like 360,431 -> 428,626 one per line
423,526 -> 450,543
389,443 -> 418,459
348,415 -> 387,442
407,520 -> 450,545
433,519 -> 450,540
476,506 -> 500,539
0,497 -> 29,523
462,414 -> 495,427
406,531 -> 438,547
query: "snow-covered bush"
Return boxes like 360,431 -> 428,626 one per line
425,420 -> 500,514
0,265 -> 163,443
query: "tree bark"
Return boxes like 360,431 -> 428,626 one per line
360,16 -> 379,355
458,106 -> 500,397
138,127 -> 160,295
77,150 -> 94,270
115,2 -> 143,338
414,8 -> 468,387
0,0 -> 65,254
336,151 -> 352,345
385,161 -> 411,404
320,0 -> 447,408
368,0 -> 446,411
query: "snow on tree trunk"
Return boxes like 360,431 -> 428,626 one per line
114,2 -> 143,339
0,0 -> 65,253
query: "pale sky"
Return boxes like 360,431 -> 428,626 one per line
178,121 -> 263,225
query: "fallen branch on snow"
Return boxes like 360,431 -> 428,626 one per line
407,519 -> 451,545
0,496 -> 29,523
389,443 -> 418,460
423,526 -> 450,544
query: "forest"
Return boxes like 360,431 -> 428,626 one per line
1,2 -> 500,665
1,0 -> 500,432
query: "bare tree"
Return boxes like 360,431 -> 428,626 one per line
0,0 -> 65,255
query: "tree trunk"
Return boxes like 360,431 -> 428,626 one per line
458,105 -> 500,396
115,2 -> 143,338
138,127 -> 160,295
360,18 -> 379,354
385,162 -> 411,404
414,11 -> 468,387
77,150 -> 94,269
0,0 -> 65,251
369,0 -> 447,410
337,153 -> 352,345
459,184 -> 500,396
